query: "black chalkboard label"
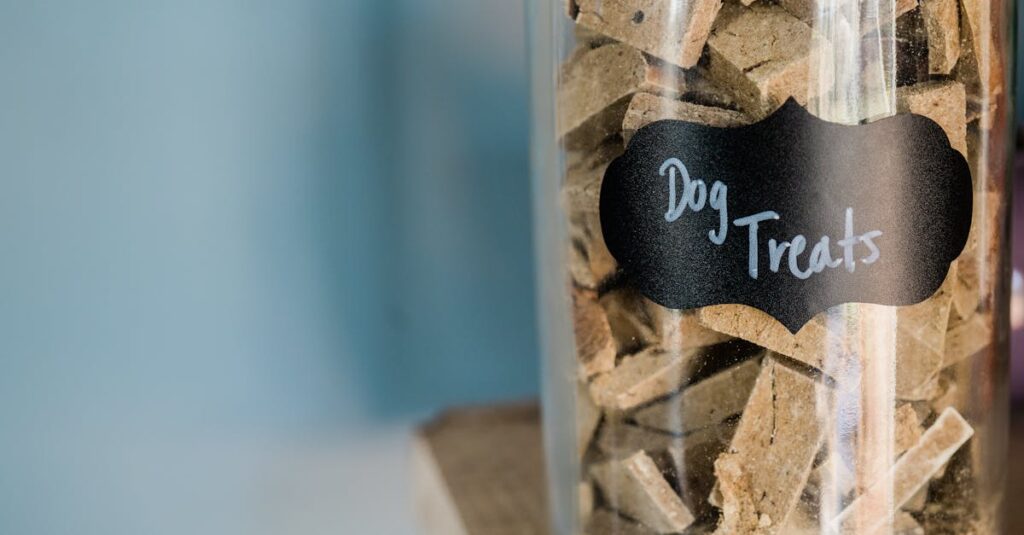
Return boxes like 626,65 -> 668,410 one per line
599,98 -> 973,333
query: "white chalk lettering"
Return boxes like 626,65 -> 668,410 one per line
734,211 -> 780,279
658,158 -> 884,282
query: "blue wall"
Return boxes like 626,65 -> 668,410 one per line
0,1 -> 535,533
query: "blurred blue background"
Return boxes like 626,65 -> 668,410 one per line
1,1 -> 532,533
0,2 -> 1020,534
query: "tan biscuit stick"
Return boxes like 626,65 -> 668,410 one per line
921,0 -> 961,74
579,479 -> 595,521
812,403 -> 925,500
887,511 -> 925,535
665,420 -> 738,518
903,484 -> 928,512
622,92 -> 749,145
573,287 -> 617,379
578,381 -> 602,458
573,0 -> 723,69
558,43 -> 694,150
952,191 -> 1001,318
943,313 -> 992,367
896,80 -> 968,157
854,402 -> 929,493
562,138 -> 622,290
711,453 -> 762,534
807,452 -> 856,505
633,358 -> 761,435
890,270 -> 956,398
566,208 -> 618,290
893,404 -> 926,455
698,280 -> 955,399
958,0 -> 1005,128
596,420 -> 683,459
711,357 -> 828,534
778,0 -> 917,24
706,4 -> 814,119
833,407 -> 974,535
590,451 -> 696,533
590,347 -> 702,411
600,288 -> 734,354
697,305 -> 829,369
600,288 -> 663,354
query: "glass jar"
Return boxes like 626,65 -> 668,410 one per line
529,0 -> 1013,533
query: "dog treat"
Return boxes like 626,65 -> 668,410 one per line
903,485 -> 929,512
893,404 -> 926,456
572,0 -> 723,69
580,480 -> 595,521
578,381 -> 603,458
600,288 -> 735,354
599,288 -> 734,354
806,451 -> 856,503
833,408 -> 974,534
573,288 -> 618,379
590,451 -> 696,533
567,208 -> 618,290
548,1 -> 1008,532
594,419 -> 681,459
589,347 -> 702,411
633,357 -> 761,435
559,43 -> 694,150
711,358 -> 828,533
781,0 -> 918,24
891,511 -> 926,535
622,92 -> 748,144
920,0 -> 960,74
697,305 -> 829,369
706,4 -> 814,118
896,80 -> 968,157
665,420 -> 738,518
698,284 -> 957,399
958,0 -> 1005,125
943,313 -> 992,367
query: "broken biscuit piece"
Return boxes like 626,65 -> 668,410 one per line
833,408 -> 974,534
698,295 -> 953,400
590,347 -> 701,411
697,305 -> 829,370
633,357 -> 761,435
558,43 -> 698,150
666,420 -> 738,518
706,4 -> 814,118
600,289 -> 733,354
943,313 -> 992,367
590,451 -> 696,533
558,44 -> 648,150
579,479 -> 595,521
578,382 -> 602,458
958,0 -> 1006,128
596,419 -> 682,459
920,0 -> 960,74
573,287 -> 617,379
711,357 -> 828,533
622,92 -> 749,145
573,0 -> 723,69
896,80 -> 968,157
567,210 -> 617,290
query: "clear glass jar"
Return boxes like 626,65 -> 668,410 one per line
529,0 -> 1013,533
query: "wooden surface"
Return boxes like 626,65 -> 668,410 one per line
413,403 -> 549,535
414,403 -> 1024,534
